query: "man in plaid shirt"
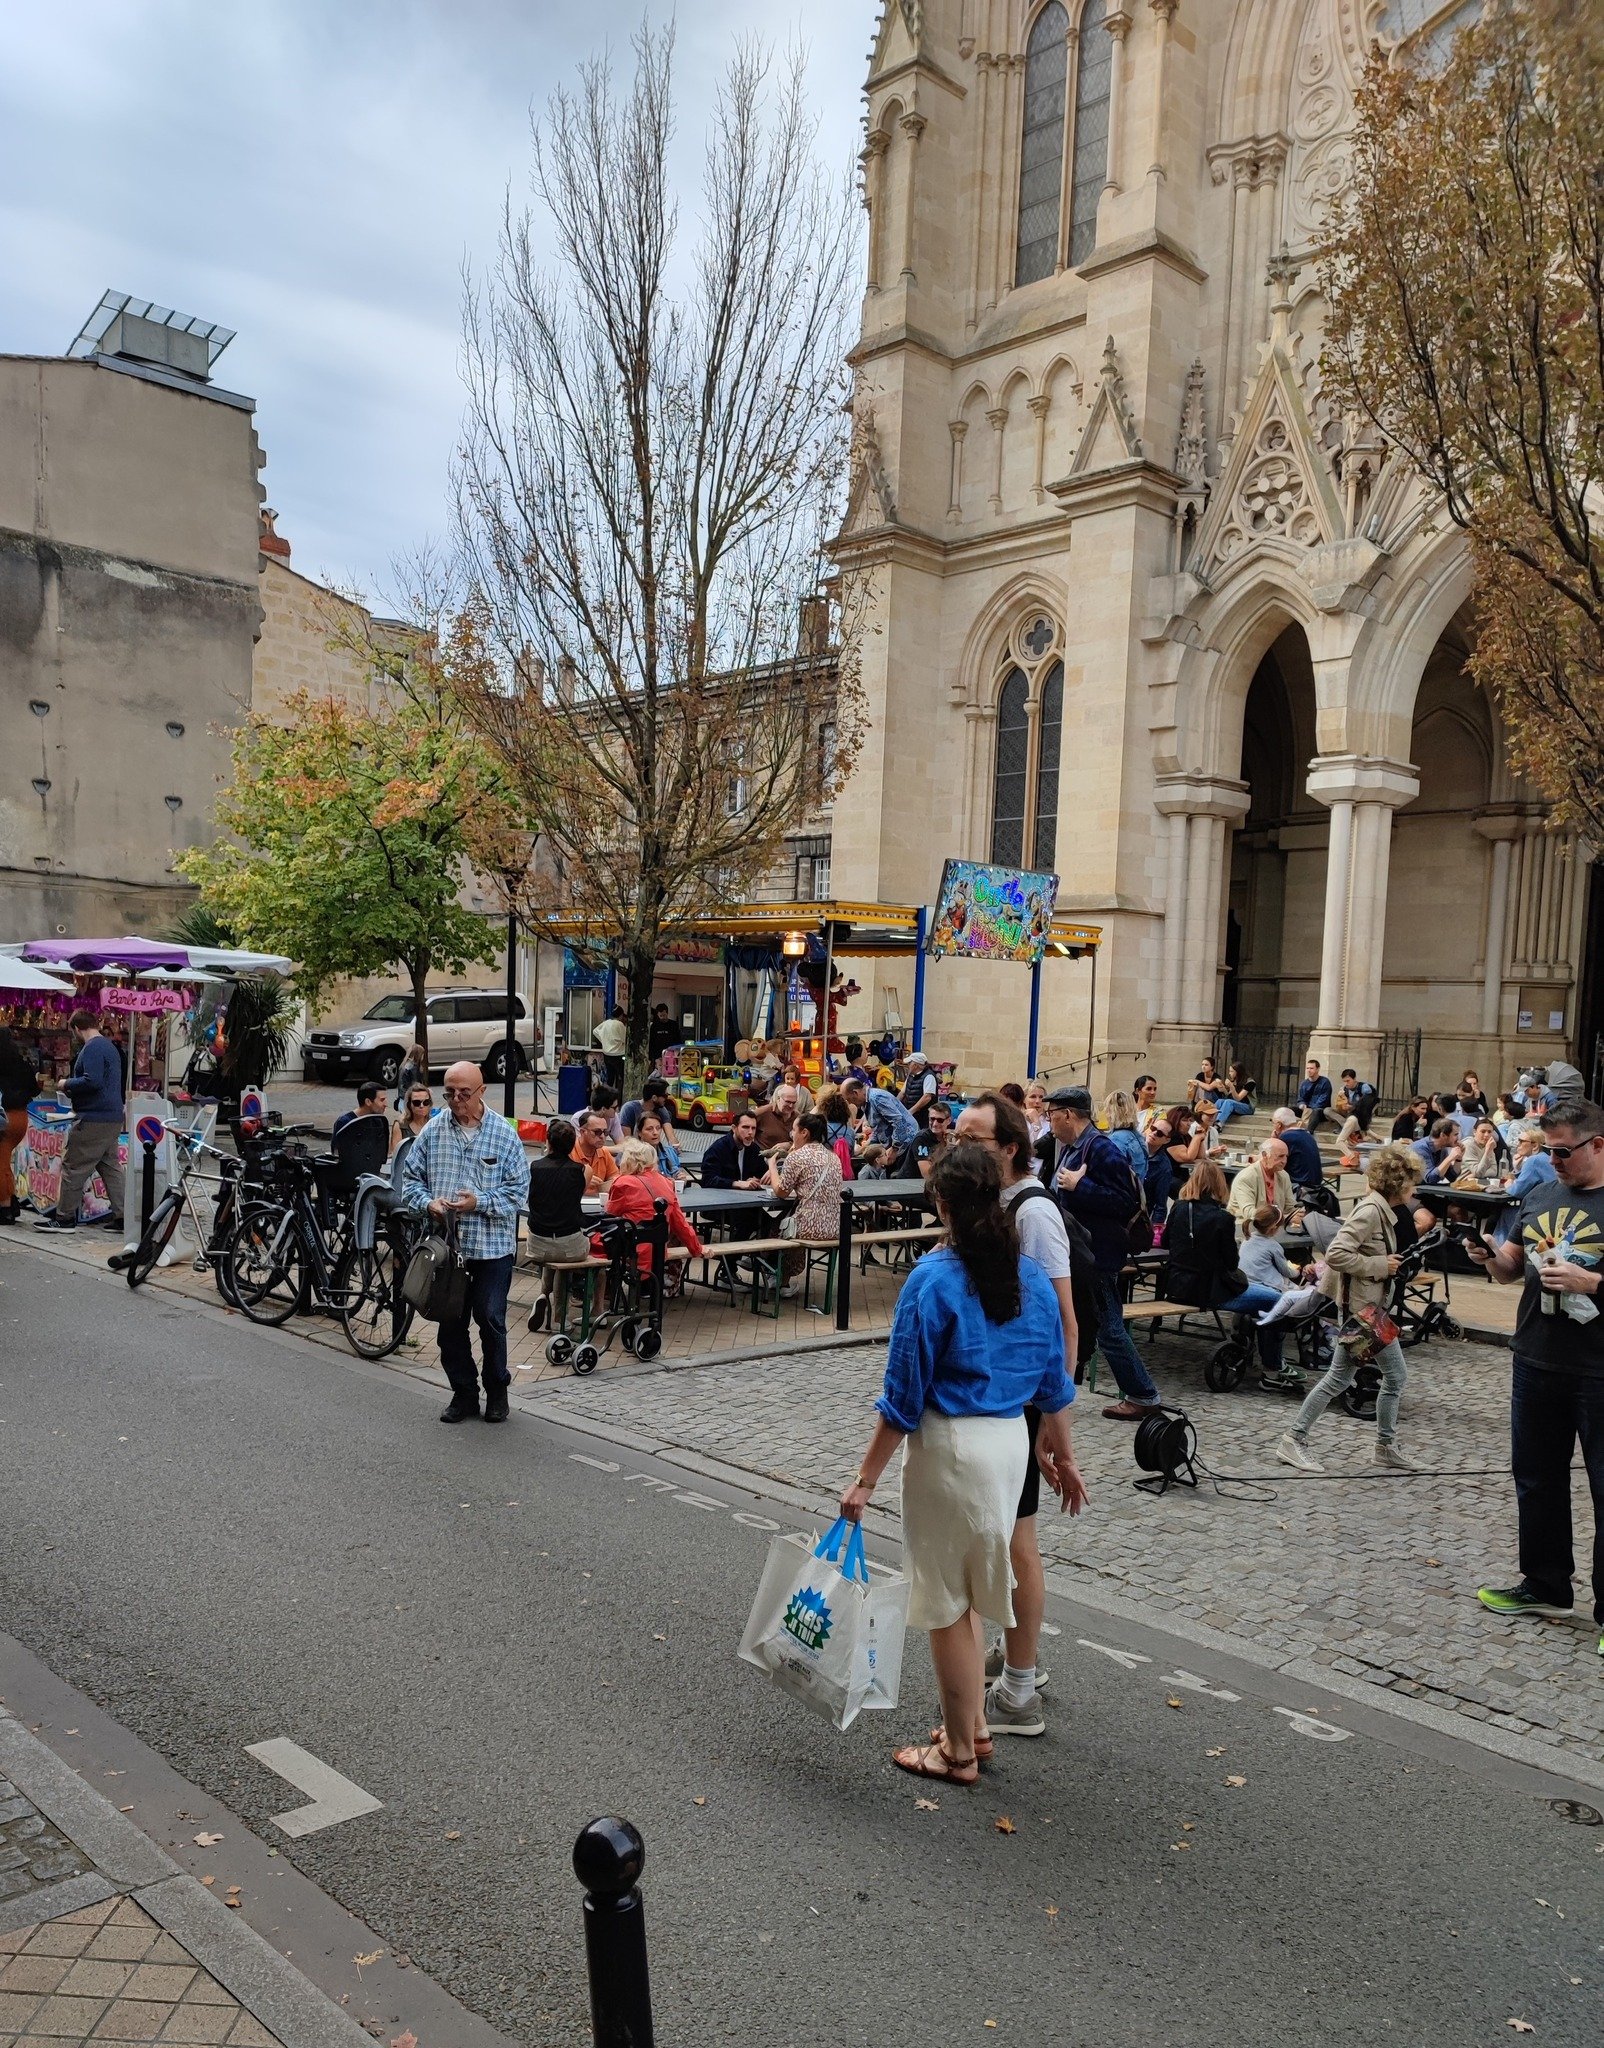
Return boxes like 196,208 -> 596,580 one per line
401,1061 -> 530,1424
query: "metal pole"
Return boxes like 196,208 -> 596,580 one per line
834,1185 -> 853,1333
912,907 -> 928,1053
530,936 -> 543,1115
503,906 -> 519,1121
821,918 -> 835,1070
140,1140 -> 157,1235
1086,945 -> 1098,1084
573,1819 -> 654,2048
1027,954 -> 1042,1079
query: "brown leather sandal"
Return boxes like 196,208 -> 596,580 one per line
892,1740 -> 979,1785
931,1721 -> 993,1760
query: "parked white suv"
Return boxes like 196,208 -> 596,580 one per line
302,988 -> 528,1089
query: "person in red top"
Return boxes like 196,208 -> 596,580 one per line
600,1140 -> 705,1277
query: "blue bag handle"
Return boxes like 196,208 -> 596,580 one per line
813,1517 -> 869,1584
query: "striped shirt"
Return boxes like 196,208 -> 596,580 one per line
400,1108 -> 528,1262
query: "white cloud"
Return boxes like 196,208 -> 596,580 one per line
1,0 -> 873,597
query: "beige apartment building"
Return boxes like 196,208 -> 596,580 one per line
830,0 -> 1600,1101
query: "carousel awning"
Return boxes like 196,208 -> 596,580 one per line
523,901 -> 1102,961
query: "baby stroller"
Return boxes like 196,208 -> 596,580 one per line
1329,1224 -> 1462,1419
542,1200 -> 669,1373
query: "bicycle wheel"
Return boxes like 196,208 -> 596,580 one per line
225,1211 -> 307,1325
341,1240 -> 416,1359
123,1192 -> 183,1289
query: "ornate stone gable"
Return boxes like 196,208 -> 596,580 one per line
842,401 -> 899,534
1068,337 -> 1144,477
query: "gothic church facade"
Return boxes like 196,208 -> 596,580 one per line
831,0 -> 1598,1098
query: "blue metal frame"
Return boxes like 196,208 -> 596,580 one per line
912,906 -> 928,1051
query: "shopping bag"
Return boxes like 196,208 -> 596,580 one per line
737,1517 -> 908,1730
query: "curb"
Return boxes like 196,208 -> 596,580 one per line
0,1705 -> 372,2048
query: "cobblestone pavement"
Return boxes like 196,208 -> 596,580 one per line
0,1896 -> 281,2048
0,1785 -> 93,1907
530,1329 -> 1604,1771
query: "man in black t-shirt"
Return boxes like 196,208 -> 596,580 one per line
1467,1101 -> 1604,1650
913,1099 -> 954,1178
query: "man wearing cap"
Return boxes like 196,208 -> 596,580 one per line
1038,1085 -> 1161,1418
899,1051 -> 938,1125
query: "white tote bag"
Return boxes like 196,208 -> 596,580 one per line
738,1518 -> 909,1730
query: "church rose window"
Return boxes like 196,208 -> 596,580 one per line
1015,3 -> 1069,286
1067,2 -> 1111,268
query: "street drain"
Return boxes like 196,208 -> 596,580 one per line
1547,1799 -> 1603,1826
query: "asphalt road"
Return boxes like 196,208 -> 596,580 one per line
2,1244 -> 1602,2048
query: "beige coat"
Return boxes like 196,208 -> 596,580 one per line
1319,1190 -> 1399,1312
1227,1160 -> 1295,1232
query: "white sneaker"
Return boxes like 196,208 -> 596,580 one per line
1274,1432 -> 1323,1473
983,1681 -> 1046,1738
1373,1439 -> 1414,1471
779,1280 -> 802,1298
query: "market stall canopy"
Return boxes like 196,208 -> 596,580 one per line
5,938 -> 294,976
177,945 -> 295,975
0,957 -> 77,994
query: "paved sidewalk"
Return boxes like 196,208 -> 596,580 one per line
0,1716 -> 369,2048
526,1328 -> 1604,1777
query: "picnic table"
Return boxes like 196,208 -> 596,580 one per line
1412,1182 -> 1515,1224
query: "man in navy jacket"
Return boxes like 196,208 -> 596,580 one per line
1038,1087 -> 1160,1419
699,1110 -> 769,1251
1296,1058 -> 1333,1131
38,1007 -> 125,1232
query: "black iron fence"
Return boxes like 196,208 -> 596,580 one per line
1208,1025 -> 1421,1111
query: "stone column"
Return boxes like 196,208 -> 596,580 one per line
1305,754 -> 1419,1072
861,130 -> 888,292
1147,0 -> 1177,182
898,112 -> 926,282
1153,775 -> 1251,1029
1103,5 -> 1134,196
1474,813 -> 1520,1037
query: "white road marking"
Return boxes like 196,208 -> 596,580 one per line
245,1738 -> 384,1837
1077,1638 -> 1152,1669
1272,1707 -> 1351,1743
569,1454 -> 621,1473
1161,1668 -> 1242,1702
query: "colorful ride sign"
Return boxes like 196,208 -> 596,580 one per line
926,859 -> 1060,964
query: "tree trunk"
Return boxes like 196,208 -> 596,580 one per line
410,953 -> 432,1071
624,940 -> 658,1098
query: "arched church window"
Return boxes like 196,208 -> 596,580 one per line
989,616 -> 1065,871
1014,3 -> 1069,287
1067,3 -> 1111,268
991,670 -> 1030,864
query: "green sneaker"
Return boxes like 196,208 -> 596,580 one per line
1477,1583 -> 1573,1619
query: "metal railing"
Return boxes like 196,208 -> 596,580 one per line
1208,1025 -> 1421,1111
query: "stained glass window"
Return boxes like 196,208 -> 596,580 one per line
991,670 -> 1030,865
1015,4 -> 1070,286
1068,4 -> 1111,268
1032,662 -> 1064,869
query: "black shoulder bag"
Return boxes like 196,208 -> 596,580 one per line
402,1214 -> 470,1322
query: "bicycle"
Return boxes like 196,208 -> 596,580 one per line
113,1122 -> 242,1301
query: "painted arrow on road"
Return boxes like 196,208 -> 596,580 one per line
245,1738 -> 383,1838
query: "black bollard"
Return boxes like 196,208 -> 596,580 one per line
140,1139 -> 158,1235
573,1817 -> 654,2048
834,1184 -> 853,1332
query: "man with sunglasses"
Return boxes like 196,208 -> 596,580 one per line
401,1061 -> 529,1425
1467,1101 -> 1604,1652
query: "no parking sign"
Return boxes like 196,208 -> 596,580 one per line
239,1089 -> 266,1124
135,1115 -> 166,1149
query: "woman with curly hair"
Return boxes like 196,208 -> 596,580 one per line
839,1144 -> 1086,1785
1276,1143 -> 1423,1472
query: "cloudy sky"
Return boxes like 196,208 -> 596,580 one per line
3,0 -> 874,601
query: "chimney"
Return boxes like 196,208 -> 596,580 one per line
258,508 -> 291,561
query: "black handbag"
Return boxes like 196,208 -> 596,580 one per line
401,1217 -> 469,1322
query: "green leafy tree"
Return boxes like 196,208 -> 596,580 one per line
178,649 -> 524,1065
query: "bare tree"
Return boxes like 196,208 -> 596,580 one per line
452,22 -> 863,1083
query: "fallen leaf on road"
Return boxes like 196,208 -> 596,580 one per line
226,1898 -> 242,1909
354,1951 -> 383,1970
445,1830 -> 462,1840
1180,1822 -> 1195,1832
120,1806 -> 134,1814
994,1816 -> 1016,1834
66,1728 -> 79,1735
914,1798 -> 940,1812
1044,1904 -> 1059,1920
1205,1747 -> 1225,1758
653,1634 -> 667,1642
1536,1898 -> 1548,1906
1507,2023 -> 1535,2035
391,2033 -> 418,2048
1166,1696 -> 1183,1709
1426,1557 -> 1442,1567
201,1876 -> 214,1887
1569,1977 -> 1582,1985
194,1832 -> 224,1847
692,1797 -> 707,1807
984,2024 -> 998,2031
1225,1775 -> 1247,1788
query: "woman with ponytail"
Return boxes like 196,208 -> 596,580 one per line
839,1143 -> 1086,1785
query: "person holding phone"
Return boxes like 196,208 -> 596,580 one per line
1466,1103 -> 1604,1649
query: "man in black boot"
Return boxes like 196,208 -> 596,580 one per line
400,1061 -> 529,1425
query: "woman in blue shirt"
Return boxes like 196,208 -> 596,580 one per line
839,1145 -> 1087,1785
636,1110 -> 686,1184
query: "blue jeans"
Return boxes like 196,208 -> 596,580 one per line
439,1253 -> 515,1400
1217,1282 -> 1286,1372
1213,1097 -> 1253,1128
1511,1356 -> 1604,1622
1095,1272 -> 1160,1405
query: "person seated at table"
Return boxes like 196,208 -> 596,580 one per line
1435,1090 -> 1479,1143
1162,1163 -> 1289,1381
1129,1074 -> 1161,1133
1390,1095 -> 1431,1142
1296,1058 -> 1333,1131
914,1099 -> 955,1178
755,1082 -> 799,1153
636,1109 -> 686,1183
814,1085 -> 858,1179
1142,1115 -> 1177,1229
1237,1203 -> 1309,1391
1492,1124 -> 1556,1243
525,1117 -> 591,1333
599,1139 -> 704,1282
699,1107 -> 770,1263
1458,1071 -> 1490,1118
856,1142 -> 894,1180
1461,1117 -> 1508,1182
573,1110 -> 620,1196
620,1077 -> 675,1135
1099,1091 -> 1149,1182
765,1112 -> 845,1298
1227,1136 -> 1299,1235
1412,1117 -> 1466,1186
1161,1105 -> 1213,1198
1270,1106 -> 1323,1190
588,1084 -> 625,1144
1493,1091 -> 1525,1131
779,1061 -> 815,1115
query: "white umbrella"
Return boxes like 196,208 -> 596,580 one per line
0,957 -> 76,994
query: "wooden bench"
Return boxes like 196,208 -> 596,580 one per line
690,1235 -> 837,1319
853,1224 -> 942,1276
525,1254 -> 611,1340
